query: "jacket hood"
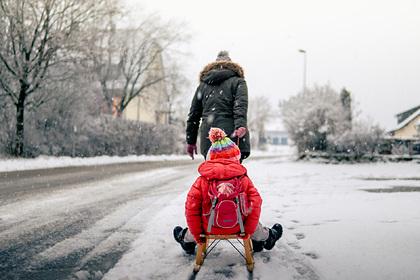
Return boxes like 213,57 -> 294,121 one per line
200,61 -> 244,85
202,69 -> 236,85
198,158 -> 247,180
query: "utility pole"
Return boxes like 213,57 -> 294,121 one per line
298,49 -> 307,94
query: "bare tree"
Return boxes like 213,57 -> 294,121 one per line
164,62 -> 190,125
81,0 -> 121,114
0,0 -> 108,156
248,95 -> 272,148
84,13 -> 187,116
115,20 -> 186,116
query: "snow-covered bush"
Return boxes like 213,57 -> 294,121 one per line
1,80 -> 183,158
280,84 -> 385,159
74,116 -> 182,157
327,120 -> 384,157
280,85 -> 348,153
23,113 -> 182,157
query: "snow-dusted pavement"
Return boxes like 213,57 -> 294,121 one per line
1,153 -> 419,280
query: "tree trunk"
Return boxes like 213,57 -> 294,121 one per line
13,87 -> 27,157
100,80 -> 113,114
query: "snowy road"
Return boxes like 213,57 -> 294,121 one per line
0,160 -> 198,280
1,155 -> 419,280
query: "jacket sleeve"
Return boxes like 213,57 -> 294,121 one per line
185,177 -> 204,241
186,85 -> 203,144
233,79 -> 248,129
243,176 -> 262,235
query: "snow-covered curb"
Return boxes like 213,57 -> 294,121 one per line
0,146 -> 294,173
0,154 -> 189,173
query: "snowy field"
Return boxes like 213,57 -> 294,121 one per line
1,149 -> 419,280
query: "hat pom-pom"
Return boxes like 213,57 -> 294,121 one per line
217,50 -> 229,58
208,127 -> 226,143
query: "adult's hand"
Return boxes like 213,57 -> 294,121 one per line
232,127 -> 247,138
187,144 -> 198,159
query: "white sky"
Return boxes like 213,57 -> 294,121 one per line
124,0 -> 420,129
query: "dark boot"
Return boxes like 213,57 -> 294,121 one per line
263,223 -> 283,250
251,239 -> 264,252
173,226 -> 196,254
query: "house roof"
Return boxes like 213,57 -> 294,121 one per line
390,108 -> 420,133
396,105 -> 420,124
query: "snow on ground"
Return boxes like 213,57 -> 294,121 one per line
32,168 -> 194,273
247,159 -> 420,280
2,148 -> 419,280
102,166 -> 317,280
104,158 -> 420,280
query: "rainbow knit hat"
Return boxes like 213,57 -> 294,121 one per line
207,128 -> 241,161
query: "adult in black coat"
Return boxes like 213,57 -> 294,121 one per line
186,51 -> 250,161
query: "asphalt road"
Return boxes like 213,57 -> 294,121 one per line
0,160 -> 198,202
0,159 -> 199,280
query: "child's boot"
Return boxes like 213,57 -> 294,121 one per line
252,240 -> 265,252
173,226 -> 196,254
263,223 -> 283,250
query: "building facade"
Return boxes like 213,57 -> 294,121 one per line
389,106 -> 420,140
264,114 -> 289,146
387,105 -> 420,155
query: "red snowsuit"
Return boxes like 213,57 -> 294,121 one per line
185,158 -> 262,243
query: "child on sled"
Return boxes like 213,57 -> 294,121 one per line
174,127 -> 282,254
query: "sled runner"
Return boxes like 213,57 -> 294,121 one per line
194,233 -> 254,273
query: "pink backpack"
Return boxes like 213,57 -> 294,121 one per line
206,176 -> 250,234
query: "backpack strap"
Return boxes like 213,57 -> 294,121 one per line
206,197 -> 218,233
235,197 -> 245,234
235,176 -> 246,233
206,180 -> 216,233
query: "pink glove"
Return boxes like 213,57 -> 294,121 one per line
186,144 -> 197,159
232,127 -> 247,138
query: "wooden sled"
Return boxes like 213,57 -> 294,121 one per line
194,234 -> 254,273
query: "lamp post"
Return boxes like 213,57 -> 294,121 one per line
298,49 -> 307,94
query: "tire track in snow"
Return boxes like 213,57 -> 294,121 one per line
38,174 -> 195,280
0,166 -> 194,280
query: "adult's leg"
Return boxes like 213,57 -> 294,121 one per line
240,151 -> 250,163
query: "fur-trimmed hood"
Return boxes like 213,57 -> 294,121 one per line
199,61 -> 244,83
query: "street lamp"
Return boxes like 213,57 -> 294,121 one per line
298,49 -> 307,94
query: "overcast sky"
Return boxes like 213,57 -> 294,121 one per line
125,0 -> 419,129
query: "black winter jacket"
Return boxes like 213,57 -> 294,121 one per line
186,61 -> 250,157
